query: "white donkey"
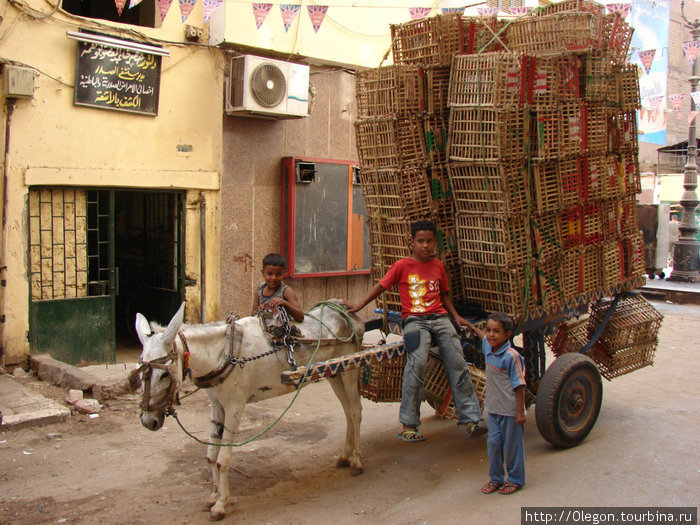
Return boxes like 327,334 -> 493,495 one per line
135,301 -> 365,521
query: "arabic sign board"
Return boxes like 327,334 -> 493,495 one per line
74,41 -> 161,115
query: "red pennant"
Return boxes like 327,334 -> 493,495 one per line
115,0 -> 127,15
606,3 -> 631,19
669,93 -> 686,110
409,7 -> 431,20
307,5 -> 328,33
280,4 -> 300,32
252,3 -> 272,29
178,0 -> 196,23
638,49 -> 656,75
683,41 -> 700,66
157,0 -> 172,22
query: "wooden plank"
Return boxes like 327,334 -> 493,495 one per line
281,340 -> 405,386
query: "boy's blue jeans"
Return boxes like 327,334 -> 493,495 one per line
399,315 -> 482,428
487,413 -> 525,486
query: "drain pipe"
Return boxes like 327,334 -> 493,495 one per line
199,191 -> 206,323
0,99 -> 16,368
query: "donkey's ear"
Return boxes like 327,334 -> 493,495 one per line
135,313 -> 152,346
162,302 -> 185,344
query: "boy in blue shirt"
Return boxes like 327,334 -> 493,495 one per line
463,312 -> 526,495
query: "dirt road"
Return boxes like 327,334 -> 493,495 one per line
1,300 -> 698,525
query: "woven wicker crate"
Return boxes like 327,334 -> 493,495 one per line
424,357 -> 487,419
531,211 -> 563,261
462,16 -> 509,55
587,340 -> 657,380
620,233 -> 645,281
507,13 -> 599,54
583,102 -> 608,154
603,12 -> 634,66
391,13 -> 465,66
425,66 -> 451,115
355,65 -> 430,118
428,164 -> 454,218
600,198 -> 622,241
581,155 -> 606,201
603,153 -> 625,199
531,160 -> 562,214
449,52 -> 524,108
535,0 -> 605,17
582,50 -> 611,102
589,294 -> 663,352
601,240 -> 624,291
355,116 -> 426,169
367,216 -> 413,257
535,256 -> 567,311
456,213 -> 531,267
461,262 -> 536,320
560,246 -> 601,299
360,167 -> 434,221
559,155 -> 583,209
449,107 -> 528,162
618,150 -> 641,194
545,314 -> 590,357
610,111 -> 638,154
561,206 -> 583,249
448,161 -> 530,217
360,351 -> 405,402
619,194 -> 639,238
532,102 -> 583,160
424,112 -> 449,165
612,65 -> 641,112
582,201 -> 603,246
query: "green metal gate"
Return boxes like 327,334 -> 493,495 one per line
29,189 -> 185,365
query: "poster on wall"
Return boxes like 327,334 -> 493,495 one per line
630,0 -> 669,145
74,39 -> 162,116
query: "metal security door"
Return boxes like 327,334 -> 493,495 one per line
29,189 -> 115,365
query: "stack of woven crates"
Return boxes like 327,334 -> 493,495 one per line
355,0 -> 644,324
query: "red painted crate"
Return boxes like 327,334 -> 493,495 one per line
603,12 -> 634,66
561,206 -> 583,249
559,156 -> 584,209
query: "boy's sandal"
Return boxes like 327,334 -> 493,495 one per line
464,422 -> 488,439
481,481 -> 503,494
397,429 -> 426,442
498,482 -> 522,495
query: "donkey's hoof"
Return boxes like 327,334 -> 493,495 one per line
350,465 -> 363,477
209,510 -> 226,521
336,457 -> 350,468
201,501 -> 216,511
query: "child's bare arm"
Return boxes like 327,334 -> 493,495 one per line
515,385 -> 526,425
270,287 -> 304,322
343,283 -> 386,314
462,318 -> 485,340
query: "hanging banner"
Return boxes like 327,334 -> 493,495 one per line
689,111 -> 697,125
280,4 -> 300,32
128,0 -> 144,7
691,91 -> 700,106
647,95 -> 664,111
638,49 -> 656,75
477,7 -> 499,16
157,0 -> 173,22
508,6 -> 532,16
606,3 -> 631,19
668,93 -> 686,110
202,0 -> 222,22
440,7 -> 464,15
252,3 -> 273,29
179,0 -> 196,23
307,5 -> 328,33
409,7 -> 431,20
114,0 -> 127,15
682,41 -> 700,66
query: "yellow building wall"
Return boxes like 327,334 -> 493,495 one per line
0,0 -> 223,365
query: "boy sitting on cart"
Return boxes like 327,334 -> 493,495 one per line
344,219 -> 486,442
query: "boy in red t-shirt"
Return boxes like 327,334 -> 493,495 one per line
345,220 -> 485,442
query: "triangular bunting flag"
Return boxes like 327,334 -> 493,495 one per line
280,4 -> 300,32
157,0 -> 173,22
606,3 -> 631,19
129,0 -> 144,7
441,7 -> 465,15
689,111 -> 697,125
252,3 -> 273,29
683,41 -> 700,66
638,49 -> 656,75
307,5 -> 328,33
669,93 -> 686,110
691,91 -> 700,107
477,7 -> 500,16
647,95 -> 664,111
178,0 -> 196,23
409,7 -> 431,20
115,0 -> 127,15
508,6 -> 532,16
203,0 -> 222,22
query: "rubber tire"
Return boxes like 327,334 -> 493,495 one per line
535,353 -> 603,448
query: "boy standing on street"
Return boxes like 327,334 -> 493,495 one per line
345,220 -> 485,442
463,313 -> 526,495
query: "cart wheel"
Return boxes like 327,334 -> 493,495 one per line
535,353 -> 602,448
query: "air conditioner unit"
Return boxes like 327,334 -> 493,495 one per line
225,55 -> 309,118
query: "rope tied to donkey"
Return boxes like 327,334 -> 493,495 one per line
170,301 -> 358,447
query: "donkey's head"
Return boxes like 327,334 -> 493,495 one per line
134,303 -> 185,431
